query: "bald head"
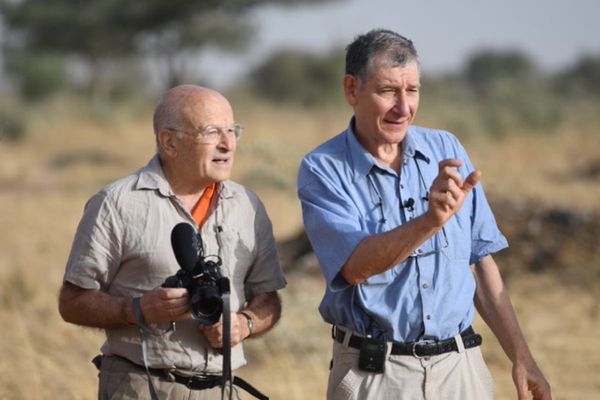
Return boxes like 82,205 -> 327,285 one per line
153,85 -> 233,137
153,84 -> 238,191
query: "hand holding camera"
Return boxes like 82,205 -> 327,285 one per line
199,312 -> 249,349
162,222 -> 228,325
134,287 -> 192,325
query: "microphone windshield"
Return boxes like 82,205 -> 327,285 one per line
171,222 -> 198,272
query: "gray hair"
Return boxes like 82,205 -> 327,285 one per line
153,94 -> 183,138
345,29 -> 419,82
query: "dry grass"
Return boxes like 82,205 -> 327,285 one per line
0,96 -> 598,399
238,270 -> 600,400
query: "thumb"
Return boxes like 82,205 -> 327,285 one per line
462,170 -> 481,193
513,366 -> 530,400
516,382 -> 529,400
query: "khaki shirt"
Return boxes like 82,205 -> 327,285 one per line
64,155 -> 286,373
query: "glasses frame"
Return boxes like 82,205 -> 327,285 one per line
166,123 -> 243,143
409,225 -> 449,258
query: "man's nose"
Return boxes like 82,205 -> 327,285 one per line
216,130 -> 236,150
393,92 -> 410,115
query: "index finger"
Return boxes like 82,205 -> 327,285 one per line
156,287 -> 189,300
438,158 -> 463,172
437,158 -> 464,186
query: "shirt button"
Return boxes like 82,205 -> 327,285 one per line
422,283 -> 429,289
426,315 -> 431,320
400,184 -> 404,189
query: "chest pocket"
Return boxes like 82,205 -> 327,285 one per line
363,265 -> 397,285
209,229 -> 255,307
215,230 -> 253,277
439,202 -> 472,262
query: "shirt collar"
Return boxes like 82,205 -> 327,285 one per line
402,127 -> 431,164
216,180 -> 236,199
345,118 -> 431,182
135,154 -> 173,197
346,120 -> 377,182
135,153 -> 238,199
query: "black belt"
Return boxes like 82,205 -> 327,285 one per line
153,368 -> 221,391
332,326 -> 482,358
93,355 -> 268,399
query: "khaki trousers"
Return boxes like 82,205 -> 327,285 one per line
327,336 -> 494,400
98,355 -> 240,400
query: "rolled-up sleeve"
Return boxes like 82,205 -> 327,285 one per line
297,160 -> 367,290
469,185 -> 508,264
63,191 -> 123,290
456,143 -> 509,264
243,195 -> 287,299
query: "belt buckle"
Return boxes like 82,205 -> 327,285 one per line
411,339 -> 435,359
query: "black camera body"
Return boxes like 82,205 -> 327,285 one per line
162,255 -> 224,325
164,223 -> 228,325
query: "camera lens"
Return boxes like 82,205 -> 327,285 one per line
191,284 -> 223,325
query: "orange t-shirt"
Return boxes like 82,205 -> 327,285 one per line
191,183 -> 216,227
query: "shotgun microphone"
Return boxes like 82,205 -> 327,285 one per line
170,222 -> 198,272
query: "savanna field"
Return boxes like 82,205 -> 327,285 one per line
0,95 -> 599,400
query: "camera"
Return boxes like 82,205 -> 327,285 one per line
162,255 -> 224,324
163,223 -> 227,325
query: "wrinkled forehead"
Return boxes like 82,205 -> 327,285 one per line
366,53 -> 419,77
374,51 -> 419,70
360,57 -> 420,86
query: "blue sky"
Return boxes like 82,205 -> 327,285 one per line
203,0 -> 600,87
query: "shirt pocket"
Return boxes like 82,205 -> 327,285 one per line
440,211 -> 471,262
212,229 -> 253,308
363,267 -> 395,285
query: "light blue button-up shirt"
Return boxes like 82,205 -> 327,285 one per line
297,121 -> 508,342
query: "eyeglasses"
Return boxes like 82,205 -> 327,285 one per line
410,226 -> 449,258
167,123 -> 243,143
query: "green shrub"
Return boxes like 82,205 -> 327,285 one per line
249,48 -> 345,106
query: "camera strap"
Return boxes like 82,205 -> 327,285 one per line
220,288 -> 233,400
133,291 -> 233,400
219,287 -> 269,400
132,296 -> 161,400
132,292 -> 268,400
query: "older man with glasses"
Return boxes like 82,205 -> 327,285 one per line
59,84 -> 286,400
297,29 -> 551,400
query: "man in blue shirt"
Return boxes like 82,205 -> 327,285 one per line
297,29 -> 551,400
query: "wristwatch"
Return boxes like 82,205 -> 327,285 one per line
239,311 -> 254,337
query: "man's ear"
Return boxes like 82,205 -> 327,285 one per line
343,74 -> 359,106
157,128 -> 177,157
